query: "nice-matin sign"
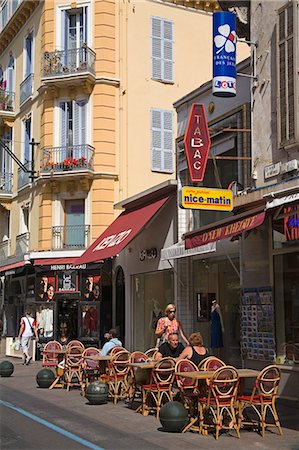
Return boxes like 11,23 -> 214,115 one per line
180,187 -> 233,211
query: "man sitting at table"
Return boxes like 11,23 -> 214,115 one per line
155,332 -> 184,360
101,328 -> 122,356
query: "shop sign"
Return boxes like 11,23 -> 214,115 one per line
180,187 -> 233,211
139,248 -> 158,261
184,104 -> 210,182
264,163 -> 281,180
50,264 -> 86,271
284,207 -> 299,241
213,11 -> 237,97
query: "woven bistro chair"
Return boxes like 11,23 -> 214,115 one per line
109,346 -> 126,356
66,340 -> 85,351
175,359 -> 200,433
144,348 -> 158,359
127,351 -> 148,403
101,350 -> 131,404
64,346 -> 84,391
237,365 -> 282,437
42,340 -> 62,367
82,347 -> 102,386
198,356 -> 225,371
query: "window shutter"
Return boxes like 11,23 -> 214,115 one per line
151,17 -> 162,80
7,56 -> 14,92
76,99 -> 87,147
24,119 -> 31,164
163,110 -> 174,173
151,109 -> 162,171
163,20 -> 174,82
73,100 -> 80,146
60,102 -> 67,147
25,34 -> 32,77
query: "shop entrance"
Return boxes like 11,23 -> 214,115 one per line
57,298 -> 79,343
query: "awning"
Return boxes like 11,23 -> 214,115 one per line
161,241 -> 216,260
33,257 -> 82,266
0,260 -> 26,273
76,196 -> 170,264
266,192 -> 299,209
184,207 -> 266,249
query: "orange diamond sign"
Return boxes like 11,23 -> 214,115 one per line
184,103 -> 211,182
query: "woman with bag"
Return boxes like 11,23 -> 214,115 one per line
18,308 -> 39,365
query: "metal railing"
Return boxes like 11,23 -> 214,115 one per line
41,144 -> 94,173
16,232 -> 30,256
20,73 -> 33,105
52,225 -> 90,250
0,172 -> 13,193
18,162 -> 31,189
42,46 -> 96,78
0,89 -> 15,112
0,240 -> 11,261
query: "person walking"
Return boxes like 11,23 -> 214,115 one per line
155,303 -> 189,346
18,308 -> 38,365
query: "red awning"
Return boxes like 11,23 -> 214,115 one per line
0,260 -> 26,273
184,208 -> 266,249
76,196 -> 170,264
33,257 -> 81,266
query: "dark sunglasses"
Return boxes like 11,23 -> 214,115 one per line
168,310 -> 176,313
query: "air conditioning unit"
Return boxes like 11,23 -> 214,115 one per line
280,159 -> 298,174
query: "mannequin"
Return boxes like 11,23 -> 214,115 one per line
210,300 -> 224,356
39,307 -> 53,338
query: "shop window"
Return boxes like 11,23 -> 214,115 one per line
273,204 -> 299,249
79,303 -> 100,339
36,303 -> 55,339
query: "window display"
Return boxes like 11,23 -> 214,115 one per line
79,303 -> 100,338
57,270 -> 78,292
36,275 -> 56,301
36,303 -> 54,338
81,274 -> 101,300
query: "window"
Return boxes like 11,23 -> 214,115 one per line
62,7 -> 88,68
1,1 -> 8,29
6,54 -> 14,93
277,2 -> 298,146
151,108 -> 174,173
25,32 -> 33,78
151,16 -> 174,82
24,116 -> 31,165
60,99 -> 87,147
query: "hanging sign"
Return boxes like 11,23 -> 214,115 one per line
184,104 -> 210,182
180,187 -> 233,211
213,11 -> 237,97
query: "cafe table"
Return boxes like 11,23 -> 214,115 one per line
174,368 -> 260,434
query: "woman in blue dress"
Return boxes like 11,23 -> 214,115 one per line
211,300 -> 224,349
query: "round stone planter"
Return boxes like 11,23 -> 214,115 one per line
36,368 -> 55,388
85,381 -> 109,405
0,360 -> 14,377
159,401 -> 189,432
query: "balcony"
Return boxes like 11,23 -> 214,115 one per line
18,162 -> 31,190
16,232 -> 30,256
0,1 -> 39,54
52,225 -> 90,250
0,239 -> 11,261
0,172 -> 13,196
41,46 -> 96,92
41,144 -> 94,176
20,74 -> 33,106
0,89 -> 15,117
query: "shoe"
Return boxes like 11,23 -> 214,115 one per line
26,356 -> 32,365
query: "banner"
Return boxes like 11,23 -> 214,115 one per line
213,11 -> 237,97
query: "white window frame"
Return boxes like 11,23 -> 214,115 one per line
23,28 -> 34,80
56,2 -> 92,51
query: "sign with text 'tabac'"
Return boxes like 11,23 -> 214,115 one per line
184,104 -> 210,182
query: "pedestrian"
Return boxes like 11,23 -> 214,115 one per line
101,328 -> 122,356
18,308 -> 39,365
155,303 -> 189,346
155,332 -> 185,360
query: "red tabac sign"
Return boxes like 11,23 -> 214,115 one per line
184,103 -> 211,182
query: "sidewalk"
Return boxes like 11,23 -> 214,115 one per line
1,356 -> 299,450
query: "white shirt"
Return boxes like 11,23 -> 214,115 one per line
20,316 -> 35,337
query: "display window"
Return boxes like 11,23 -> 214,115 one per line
36,302 -> 55,339
56,270 -> 78,293
81,273 -> 101,301
79,302 -> 100,339
36,274 -> 56,301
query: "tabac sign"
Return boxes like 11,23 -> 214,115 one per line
184,104 -> 210,182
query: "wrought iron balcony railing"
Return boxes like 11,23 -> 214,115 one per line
0,89 -> 15,112
16,232 -> 30,256
41,144 -> 94,173
42,46 -> 96,78
20,73 -> 33,105
0,172 -> 13,193
18,162 -> 31,189
52,225 -> 90,250
0,239 -> 11,261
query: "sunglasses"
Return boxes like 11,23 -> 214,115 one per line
168,310 -> 176,313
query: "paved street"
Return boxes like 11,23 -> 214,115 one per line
0,357 -> 299,450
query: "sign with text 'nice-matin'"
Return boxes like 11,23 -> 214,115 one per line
184,104 -> 210,182
180,187 -> 233,211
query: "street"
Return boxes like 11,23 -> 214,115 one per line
0,359 -> 299,450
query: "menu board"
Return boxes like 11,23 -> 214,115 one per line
241,288 -> 275,362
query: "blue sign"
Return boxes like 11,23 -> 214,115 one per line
213,11 -> 237,97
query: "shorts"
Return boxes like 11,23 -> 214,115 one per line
21,336 -> 32,353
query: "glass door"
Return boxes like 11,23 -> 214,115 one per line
65,199 -> 85,248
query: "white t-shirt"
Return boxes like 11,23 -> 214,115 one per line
20,316 -> 35,337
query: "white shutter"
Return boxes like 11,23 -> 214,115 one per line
151,17 -> 162,80
163,110 -> 174,173
7,56 -> 14,92
151,109 -> 162,171
163,20 -> 174,82
60,102 -> 67,155
73,100 -> 80,146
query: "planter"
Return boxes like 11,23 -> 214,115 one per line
36,369 -> 55,388
159,401 -> 189,432
85,381 -> 109,405
0,360 -> 14,377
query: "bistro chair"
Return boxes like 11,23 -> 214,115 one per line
198,365 -> 240,440
109,346 -> 126,356
141,357 -> 175,418
42,340 -> 62,367
175,359 -> 200,433
82,347 -> 102,386
64,346 -> 84,391
101,350 -> 131,404
237,365 -> 282,437
66,340 -> 85,351
144,348 -> 158,359
198,356 -> 225,371
127,351 -> 148,403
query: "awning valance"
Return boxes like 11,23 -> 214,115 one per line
76,196 -> 170,265
0,260 -> 26,273
184,208 -> 266,249
161,241 -> 216,260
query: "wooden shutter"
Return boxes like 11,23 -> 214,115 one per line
151,17 -> 174,82
151,17 -> 162,80
151,109 -> 174,173
278,3 -> 295,145
163,20 -> 174,82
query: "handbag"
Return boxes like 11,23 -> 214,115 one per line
13,338 -> 20,351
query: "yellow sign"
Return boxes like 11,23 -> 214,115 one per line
180,187 -> 233,211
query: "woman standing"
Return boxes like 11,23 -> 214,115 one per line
155,303 -> 189,346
